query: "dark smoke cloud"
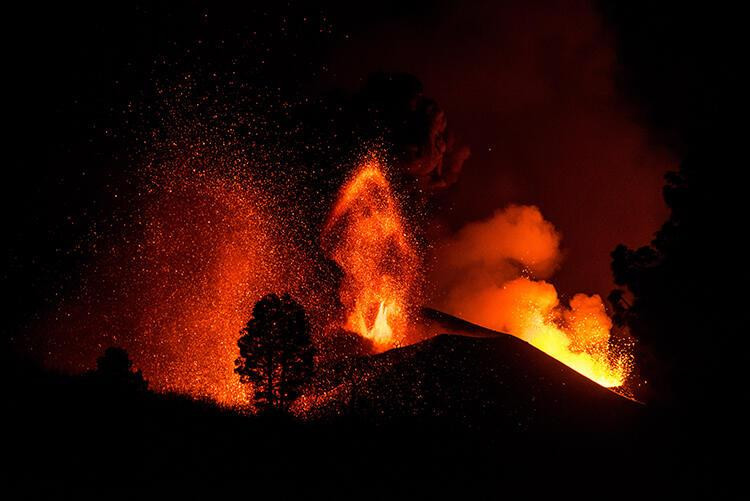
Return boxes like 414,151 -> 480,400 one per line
305,72 -> 470,191
324,0 -> 673,298
353,73 -> 471,190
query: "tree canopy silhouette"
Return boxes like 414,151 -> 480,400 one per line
93,346 -> 147,392
603,1 -> 740,415
235,293 -> 315,414
609,150 -> 737,410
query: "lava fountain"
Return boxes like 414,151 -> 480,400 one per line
322,156 -> 419,351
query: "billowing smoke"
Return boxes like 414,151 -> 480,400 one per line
430,205 -> 631,388
352,73 -> 471,190
431,205 -> 561,311
313,73 -> 470,191
327,0 -> 672,299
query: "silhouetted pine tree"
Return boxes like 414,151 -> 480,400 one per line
235,293 -> 315,414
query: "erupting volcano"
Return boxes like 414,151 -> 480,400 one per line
38,153 -> 632,402
322,157 -> 420,351
10,3 -> 731,497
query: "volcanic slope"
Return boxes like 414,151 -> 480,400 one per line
312,308 -> 641,431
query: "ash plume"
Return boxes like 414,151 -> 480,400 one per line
430,205 -> 561,310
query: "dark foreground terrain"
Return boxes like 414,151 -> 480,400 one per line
6,319 -> 723,499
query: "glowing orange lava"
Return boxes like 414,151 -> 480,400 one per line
432,205 -> 632,388
499,278 -> 630,387
322,157 -> 419,351
451,277 -> 631,387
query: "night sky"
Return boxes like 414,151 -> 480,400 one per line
3,2 -> 740,497
3,0 -> 728,351
323,0 -> 674,298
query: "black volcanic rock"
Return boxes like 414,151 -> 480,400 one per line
311,309 -> 641,431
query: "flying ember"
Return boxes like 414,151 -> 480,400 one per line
38,155 -> 315,407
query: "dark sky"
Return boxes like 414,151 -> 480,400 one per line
322,0 -> 673,298
4,0 -> 686,337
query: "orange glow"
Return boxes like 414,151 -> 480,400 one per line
41,158 -> 317,408
104,171 -> 289,407
356,300 -> 395,346
451,277 -> 630,387
323,156 -> 418,350
432,205 -> 632,388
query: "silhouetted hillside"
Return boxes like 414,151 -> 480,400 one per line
360,334 -> 637,429
306,308 -> 640,431
5,332 -> 706,499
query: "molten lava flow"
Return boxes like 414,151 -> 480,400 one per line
470,279 -> 631,387
448,276 -> 631,387
487,278 -> 630,387
432,205 -> 632,388
323,157 -> 418,351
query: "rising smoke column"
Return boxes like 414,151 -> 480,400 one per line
431,205 -> 632,387
322,155 -> 420,351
